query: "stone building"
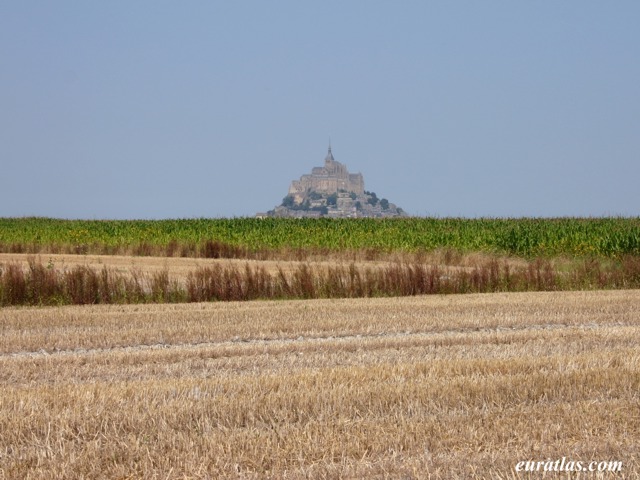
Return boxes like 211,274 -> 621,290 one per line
288,146 -> 364,204
263,145 -> 406,218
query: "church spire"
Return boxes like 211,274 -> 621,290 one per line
325,142 -> 335,164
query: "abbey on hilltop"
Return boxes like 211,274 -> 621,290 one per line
260,146 -> 406,218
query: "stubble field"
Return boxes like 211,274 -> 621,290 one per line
1,289 -> 639,479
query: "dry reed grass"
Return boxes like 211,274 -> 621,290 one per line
2,255 -> 640,307
1,291 -> 639,478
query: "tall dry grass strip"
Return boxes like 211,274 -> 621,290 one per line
2,256 -> 640,306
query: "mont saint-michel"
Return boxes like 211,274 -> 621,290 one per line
263,146 -> 406,218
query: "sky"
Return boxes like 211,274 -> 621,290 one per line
1,1 -> 639,219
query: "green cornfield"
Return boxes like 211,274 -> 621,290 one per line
1,217 -> 639,258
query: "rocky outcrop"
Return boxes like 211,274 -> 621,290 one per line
262,147 -> 406,218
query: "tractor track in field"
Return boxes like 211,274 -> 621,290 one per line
0,321 -> 622,360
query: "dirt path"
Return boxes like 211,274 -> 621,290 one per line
0,252 -> 414,276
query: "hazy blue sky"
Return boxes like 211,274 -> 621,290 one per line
1,2 -> 639,218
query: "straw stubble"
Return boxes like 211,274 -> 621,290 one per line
1,290 -> 639,478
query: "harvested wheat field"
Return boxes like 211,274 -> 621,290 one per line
0,251 -> 492,281
0,252 -> 317,279
1,290 -> 639,479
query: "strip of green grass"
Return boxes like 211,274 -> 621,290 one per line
1,217 -> 639,258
